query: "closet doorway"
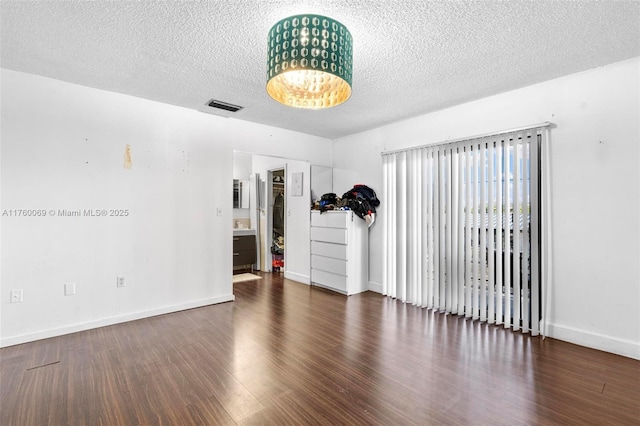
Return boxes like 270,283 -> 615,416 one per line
267,168 -> 286,273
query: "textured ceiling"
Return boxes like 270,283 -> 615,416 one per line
1,1 -> 639,139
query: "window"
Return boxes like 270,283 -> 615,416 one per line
382,124 -> 549,335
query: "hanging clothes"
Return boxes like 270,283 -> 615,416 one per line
273,192 -> 285,238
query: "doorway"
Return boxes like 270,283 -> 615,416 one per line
268,168 -> 285,273
232,151 -> 311,283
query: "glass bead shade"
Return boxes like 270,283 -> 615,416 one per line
266,14 -> 353,109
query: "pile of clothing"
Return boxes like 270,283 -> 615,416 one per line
318,192 -> 339,212
318,184 -> 380,227
342,184 -> 380,227
271,235 -> 284,255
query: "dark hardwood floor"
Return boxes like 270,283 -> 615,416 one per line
1,272 -> 639,425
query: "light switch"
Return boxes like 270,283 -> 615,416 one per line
65,282 -> 76,296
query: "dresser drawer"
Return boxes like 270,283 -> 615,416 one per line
233,250 -> 255,266
311,241 -> 347,260
311,211 -> 350,228
309,209 -> 367,296
233,235 -> 255,250
312,254 -> 347,276
310,227 -> 347,244
311,269 -> 347,293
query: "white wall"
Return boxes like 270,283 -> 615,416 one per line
332,168 -> 359,197
333,58 -> 640,359
310,165 -> 332,203
233,151 -> 253,180
0,69 -> 330,346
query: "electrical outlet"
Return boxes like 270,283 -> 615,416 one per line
10,289 -> 23,303
65,282 -> 76,296
116,276 -> 126,287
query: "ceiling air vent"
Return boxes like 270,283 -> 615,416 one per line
206,99 -> 243,112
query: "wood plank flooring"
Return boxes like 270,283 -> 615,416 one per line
1,272 -> 639,425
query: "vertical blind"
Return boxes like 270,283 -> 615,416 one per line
382,124 -> 549,335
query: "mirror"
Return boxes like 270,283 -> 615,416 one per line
233,179 -> 250,209
311,165 -> 333,203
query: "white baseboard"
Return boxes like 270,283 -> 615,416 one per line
0,295 -> 235,348
285,270 -> 310,285
368,281 -> 383,294
546,322 -> 640,360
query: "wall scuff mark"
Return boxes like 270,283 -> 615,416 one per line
124,144 -> 132,169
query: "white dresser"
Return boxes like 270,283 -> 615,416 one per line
310,210 -> 368,295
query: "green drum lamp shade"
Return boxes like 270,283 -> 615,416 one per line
266,14 -> 353,109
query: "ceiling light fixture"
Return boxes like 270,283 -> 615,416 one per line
266,14 -> 353,109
